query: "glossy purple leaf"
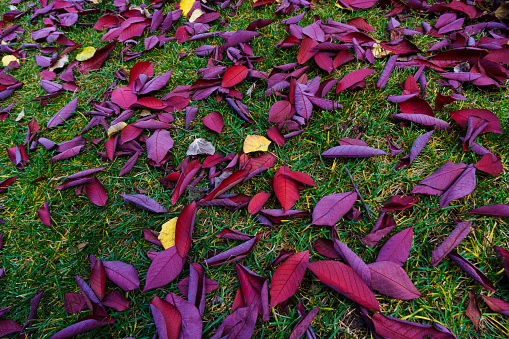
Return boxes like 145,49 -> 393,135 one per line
411,161 -> 468,196
102,260 -> 140,291
37,202 -> 52,228
322,145 -> 387,158
203,235 -> 260,266
372,313 -> 457,339
143,246 -> 185,292
468,204 -> 509,220
120,194 -> 167,213
64,293 -> 87,314
139,70 -> 172,94
392,113 -> 451,131
439,164 -> 476,208
448,250 -> 496,291
47,97 -> 78,128
368,261 -> 422,300
23,290 -> 44,331
396,130 -> 433,169
431,221 -> 471,267
50,317 -> 115,339
312,191 -> 357,226
376,227 -> 413,266
146,129 -> 174,165
150,295 -> 182,339
289,306 -> 319,339
210,305 -> 258,339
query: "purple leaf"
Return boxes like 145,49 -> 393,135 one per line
150,295 -> 182,339
47,97 -> 78,128
121,194 -> 167,213
336,68 -> 374,93
103,290 -> 129,311
146,129 -> 174,165
368,261 -> 422,300
392,113 -> 451,131
361,212 -> 397,248
85,177 -> 108,207
334,239 -> 371,288
139,70 -> 172,94
411,161 -> 468,196
143,247 -> 185,292
431,221 -> 471,267
448,250 -> 496,291
439,164 -> 476,208
396,130 -> 434,169
236,263 -> 269,321
102,260 -> 140,291
377,55 -> 398,89
203,235 -> 260,266
23,290 -> 44,331
37,202 -> 52,228
468,204 -> 509,218
482,295 -> 509,316
376,227 -> 413,266
64,293 -> 87,314
312,191 -> 357,226
322,145 -> 387,158
289,306 -> 319,339
165,292 -> 203,339
202,111 -> 224,134
50,318 -> 114,339
210,305 -> 258,339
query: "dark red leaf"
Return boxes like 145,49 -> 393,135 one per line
201,170 -> 248,202
222,65 -> 248,88
372,313 -> 457,339
111,86 -> 137,109
336,69 -> 374,93
37,202 -> 52,228
175,202 -> 197,257
482,295 -> 509,316
202,111 -> 224,134
85,177 -> 108,207
450,109 -> 502,134
297,37 -> 319,64
307,260 -> 379,311
270,251 -> 309,309
150,295 -> 182,339
90,258 -> 106,300
475,153 -> 503,176
247,192 -> 271,215
78,42 -> 116,73
466,291 -> 481,330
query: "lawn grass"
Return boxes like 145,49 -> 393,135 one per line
0,0 -> 508,338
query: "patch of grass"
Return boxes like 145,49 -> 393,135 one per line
0,0 -> 508,338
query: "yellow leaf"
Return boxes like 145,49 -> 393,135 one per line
158,217 -> 177,249
189,8 -> 204,23
372,42 -> 391,59
243,135 -> 271,153
2,55 -> 18,67
107,122 -> 127,137
180,0 -> 195,18
76,46 -> 96,61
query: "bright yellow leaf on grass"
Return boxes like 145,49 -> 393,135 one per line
2,55 -> 18,66
243,135 -> 271,153
180,0 -> 195,18
158,217 -> 177,249
76,46 -> 96,61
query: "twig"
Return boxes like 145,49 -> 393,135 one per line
343,166 -> 371,219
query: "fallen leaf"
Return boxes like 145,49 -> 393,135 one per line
76,47 -> 96,61
243,135 -> 271,153
159,217 -> 178,249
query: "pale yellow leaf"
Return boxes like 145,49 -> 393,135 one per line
180,0 -> 195,18
158,217 -> 177,249
372,43 -> 391,59
189,8 -> 204,23
107,122 -> 127,137
2,55 -> 18,67
243,135 -> 271,153
76,46 -> 96,61
48,54 -> 69,71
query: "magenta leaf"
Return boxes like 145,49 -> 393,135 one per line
146,129 -> 174,165
236,264 -> 269,321
336,68 -> 374,93
202,111 -> 224,134
411,161 -> 467,196
0,319 -> 22,337
334,239 -> 371,288
270,250 -> 309,309
361,212 -> 397,248
90,258 -> 106,300
431,221 -> 471,267
50,318 -> 114,339
85,177 -> 108,207
210,305 -> 258,339
144,247 -> 185,292
165,292 -> 203,338
64,293 -> 87,314
368,261 -> 422,300
289,305 -> 319,339
372,313 -> 457,339
111,87 -> 137,109
121,194 -> 167,213
312,191 -> 357,226
247,192 -> 271,215
37,202 -> 52,228
482,295 -> 509,316
307,261 -> 379,311
268,100 -> 293,123
450,109 -> 503,134
376,227 -> 413,266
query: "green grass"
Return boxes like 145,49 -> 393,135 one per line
0,0 -> 508,338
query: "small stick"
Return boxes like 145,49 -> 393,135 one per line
343,166 -> 371,219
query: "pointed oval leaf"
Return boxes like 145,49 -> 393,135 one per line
144,247 -> 185,292
102,260 -> 140,291
321,145 -> 387,158
85,177 -> 108,207
120,194 -> 167,213
202,111 -> 224,134
376,227 -> 413,266
270,251 -> 309,309
222,65 -> 248,87
175,202 -> 197,257
431,221 -> 471,267
368,261 -> 422,300
312,191 -> 357,226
